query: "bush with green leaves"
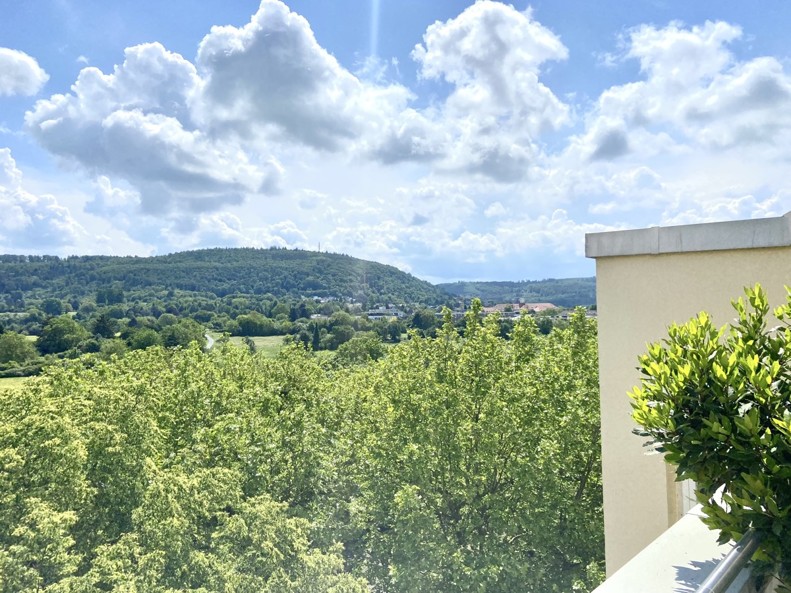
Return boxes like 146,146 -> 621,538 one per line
630,284 -> 791,583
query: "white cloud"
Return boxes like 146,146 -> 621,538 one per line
194,0 -> 412,151
581,20 -> 791,156
484,201 -> 506,218
411,1 -> 570,181
0,148 -> 85,250
11,4 -> 791,280
0,48 -> 49,96
25,42 -> 280,216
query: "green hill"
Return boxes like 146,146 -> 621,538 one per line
437,278 -> 596,308
0,248 -> 448,306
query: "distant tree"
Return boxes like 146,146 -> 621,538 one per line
41,298 -> 64,316
327,325 -> 355,350
0,331 -> 38,364
328,311 -> 355,329
100,338 -> 127,358
387,320 -> 404,343
242,336 -> 257,354
92,313 -> 118,339
157,313 -> 178,328
537,316 -> 554,335
37,316 -> 89,355
78,301 -> 97,317
96,286 -> 124,306
160,319 -> 205,348
235,312 -> 276,336
409,308 -> 437,336
334,332 -> 386,366
128,328 -> 162,350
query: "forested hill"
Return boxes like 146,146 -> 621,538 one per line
438,277 -> 596,307
0,248 -> 448,305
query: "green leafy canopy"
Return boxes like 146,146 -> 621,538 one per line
631,284 -> 791,583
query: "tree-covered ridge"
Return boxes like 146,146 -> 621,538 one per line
0,307 -> 603,592
0,248 -> 448,305
438,277 -> 596,308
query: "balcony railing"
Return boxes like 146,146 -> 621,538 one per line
591,505 -> 767,593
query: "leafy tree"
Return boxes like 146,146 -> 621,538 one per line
37,315 -> 89,354
128,328 -> 162,350
326,325 -> 355,350
0,304 -> 603,592
334,332 -> 387,366
159,319 -> 205,348
0,344 -> 367,592
236,312 -> 276,336
322,303 -> 603,592
243,335 -> 257,353
99,338 -> 127,358
157,312 -> 178,327
91,313 -> 118,338
41,298 -> 64,316
0,332 -> 38,365
409,308 -> 437,336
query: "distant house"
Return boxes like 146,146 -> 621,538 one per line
364,306 -> 405,320
482,302 -> 558,317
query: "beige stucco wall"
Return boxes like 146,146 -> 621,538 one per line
595,245 -> 791,575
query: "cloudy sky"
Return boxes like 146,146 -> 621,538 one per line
2,0 -> 791,282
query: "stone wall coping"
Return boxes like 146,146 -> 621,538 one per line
586,212 -> 791,258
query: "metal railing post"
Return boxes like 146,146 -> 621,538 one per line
695,529 -> 763,593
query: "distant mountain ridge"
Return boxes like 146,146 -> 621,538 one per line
0,248 -> 448,305
437,278 -> 596,308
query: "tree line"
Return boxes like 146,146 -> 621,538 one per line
0,305 -> 603,592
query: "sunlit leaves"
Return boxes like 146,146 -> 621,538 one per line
325,304 -> 603,593
0,310 -> 602,592
631,284 -> 791,581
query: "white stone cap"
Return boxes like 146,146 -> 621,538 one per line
586,212 -> 791,258
591,505 -> 753,593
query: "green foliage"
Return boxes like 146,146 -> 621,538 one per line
235,311 -> 277,336
0,306 -> 603,592
37,315 -> 89,355
0,345 -> 365,592
409,308 -> 438,336
0,332 -> 38,365
159,318 -> 206,348
0,248 -> 448,306
41,298 -> 64,316
333,332 -> 386,367
128,328 -> 163,350
439,277 -> 596,308
631,284 -> 791,583
322,303 -> 603,592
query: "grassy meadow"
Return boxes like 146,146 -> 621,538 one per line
0,376 -> 29,392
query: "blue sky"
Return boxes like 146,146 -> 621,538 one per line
2,1 -> 791,282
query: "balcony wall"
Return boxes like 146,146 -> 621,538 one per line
586,212 -> 791,575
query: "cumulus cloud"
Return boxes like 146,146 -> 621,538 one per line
25,42 -> 280,215
411,1 -> 570,181
580,20 -> 791,155
661,194 -> 783,226
0,48 -> 49,96
0,148 -> 85,250
194,0 -> 412,151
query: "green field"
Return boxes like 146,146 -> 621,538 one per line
0,377 -> 29,392
215,334 -> 338,360
226,335 -> 286,358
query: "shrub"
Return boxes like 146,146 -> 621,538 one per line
630,284 -> 791,583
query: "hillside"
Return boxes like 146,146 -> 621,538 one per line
0,248 -> 448,306
438,277 -> 596,308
